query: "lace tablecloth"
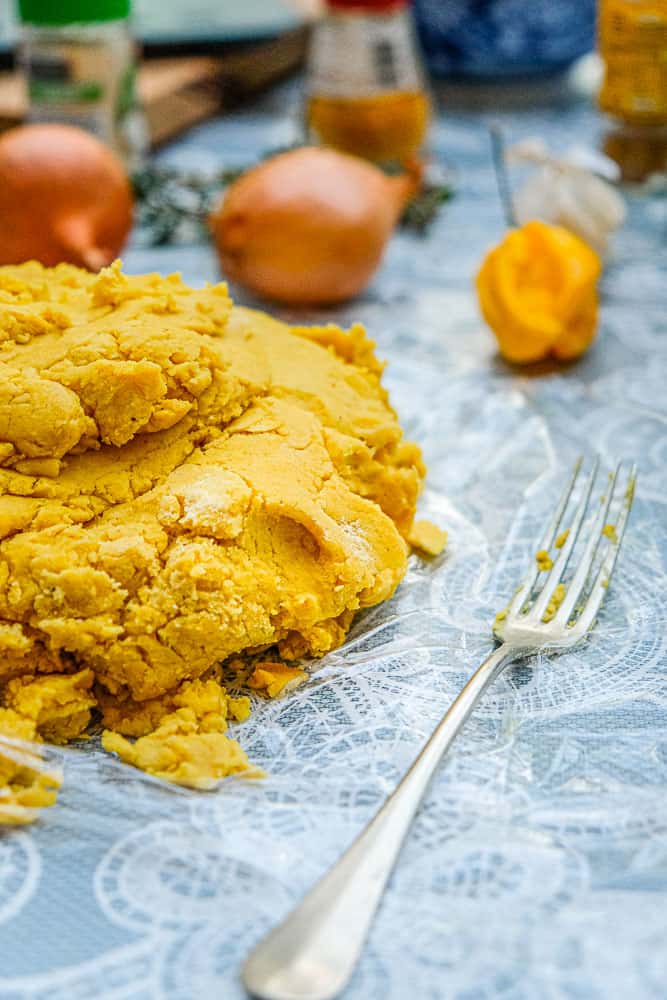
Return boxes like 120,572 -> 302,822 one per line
1,83 -> 665,1000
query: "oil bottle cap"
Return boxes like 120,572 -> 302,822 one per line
18,0 -> 131,25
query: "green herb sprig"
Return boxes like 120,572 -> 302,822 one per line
132,155 -> 454,247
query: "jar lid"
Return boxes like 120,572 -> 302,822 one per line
18,0 -> 130,25
327,0 -> 408,11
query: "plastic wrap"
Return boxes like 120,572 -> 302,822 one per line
0,102 -> 665,999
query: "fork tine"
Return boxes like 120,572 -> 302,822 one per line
505,456 -> 583,618
553,461 -> 622,626
572,464 -> 637,634
528,456 -> 600,622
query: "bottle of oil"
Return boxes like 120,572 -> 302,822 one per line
598,0 -> 667,181
306,0 -> 430,166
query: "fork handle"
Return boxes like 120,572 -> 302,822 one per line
242,644 -> 516,1000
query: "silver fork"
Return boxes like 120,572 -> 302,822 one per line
242,457 -> 637,1000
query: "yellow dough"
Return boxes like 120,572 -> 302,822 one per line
0,261 -> 427,815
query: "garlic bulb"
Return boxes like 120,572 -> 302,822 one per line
507,139 -> 626,257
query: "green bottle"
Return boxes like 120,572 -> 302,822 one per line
16,0 -> 147,164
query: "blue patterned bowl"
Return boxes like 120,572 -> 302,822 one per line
412,0 -> 596,78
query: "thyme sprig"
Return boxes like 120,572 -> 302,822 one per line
132,156 -> 454,247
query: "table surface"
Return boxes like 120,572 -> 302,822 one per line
1,74 -> 666,1000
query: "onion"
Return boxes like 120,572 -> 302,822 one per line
0,124 -> 133,270
210,147 -> 418,305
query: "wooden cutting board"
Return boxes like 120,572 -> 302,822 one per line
0,27 -> 309,146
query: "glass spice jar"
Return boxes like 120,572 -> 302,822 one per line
305,0 -> 430,167
16,0 -> 147,166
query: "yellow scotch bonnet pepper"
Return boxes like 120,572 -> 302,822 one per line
476,220 -> 602,364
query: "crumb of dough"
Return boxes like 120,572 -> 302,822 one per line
248,661 -> 308,698
98,677 -> 250,737
0,260 -> 430,808
493,585 -> 525,636
3,669 -> 96,744
535,549 -> 553,571
0,708 -> 62,824
101,678 -> 259,789
541,583 -> 567,623
555,529 -> 569,549
101,715 -> 255,790
408,520 -> 447,557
